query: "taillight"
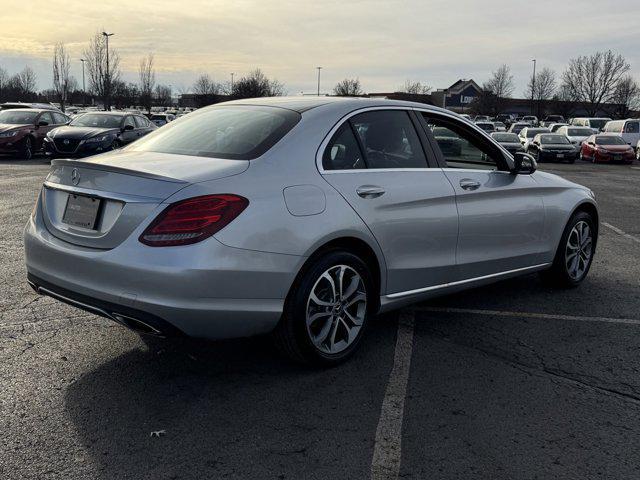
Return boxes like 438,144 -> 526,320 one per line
139,194 -> 248,247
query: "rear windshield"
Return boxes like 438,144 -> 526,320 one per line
567,128 -> 592,136
595,136 -> 627,145
0,110 -> 38,124
70,113 -> 123,128
126,106 -> 301,160
492,133 -> 519,142
589,119 -> 608,130
526,129 -> 547,138
540,134 -> 570,144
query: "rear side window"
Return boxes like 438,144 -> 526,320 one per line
126,106 -> 300,160
350,110 -> 428,169
322,123 -> 365,170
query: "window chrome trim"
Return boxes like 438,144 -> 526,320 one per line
384,263 -> 551,300
315,104 -> 518,175
315,106 -> 435,174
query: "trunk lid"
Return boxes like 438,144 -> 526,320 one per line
42,151 -> 249,249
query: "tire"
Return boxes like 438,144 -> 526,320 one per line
19,136 -> 33,160
273,251 -> 375,366
540,211 -> 596,288
110,140 -> 122,150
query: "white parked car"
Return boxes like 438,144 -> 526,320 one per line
602,119 -> 640,150
571,117 -> 611,132
556,126 -> 594,148
150,113 -> 176,127
493,121 -> 507,132
518,127 -> 550,150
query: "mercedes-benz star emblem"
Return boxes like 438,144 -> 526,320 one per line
71,168 -> 80,185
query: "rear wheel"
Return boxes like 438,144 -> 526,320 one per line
540,211 -> 596,288
19,136 -> 33,160
274,251 -> 374,366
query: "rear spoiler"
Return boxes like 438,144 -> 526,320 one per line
51,158 -> 188,184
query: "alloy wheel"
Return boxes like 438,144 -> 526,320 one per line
23,137 -> 32,159
305,265 -> 367,355
565,220 -> 593,281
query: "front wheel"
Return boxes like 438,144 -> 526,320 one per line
274,251 -> 374,366
540,211 -> 596,288
19,136 -> 33,160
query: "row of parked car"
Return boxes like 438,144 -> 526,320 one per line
461,113 -> 639,165
0,107 -> 158,159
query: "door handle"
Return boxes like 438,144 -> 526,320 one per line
459,179 -> 481,190
356,185 -> 385,198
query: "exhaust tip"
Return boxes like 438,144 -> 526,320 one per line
111,313 -> 164,336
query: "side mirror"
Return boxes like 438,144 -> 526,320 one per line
37,120 -> 49,127
511,152 -> 537,175
123,124 -> 134,131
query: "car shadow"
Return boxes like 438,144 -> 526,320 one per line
63,316 -> 397,480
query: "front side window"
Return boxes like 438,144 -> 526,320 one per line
38,112 -> 53,125
423,114 -> 503,170
625,122 -> 639,133
134,116 -> 148,128
350,110 -> 428,169
123,116 -> 135,129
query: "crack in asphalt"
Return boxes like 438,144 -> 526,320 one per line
428,332 -> 640,407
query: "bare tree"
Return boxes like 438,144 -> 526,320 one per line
232,69 -> 285,99
333,78 -> 364,96
482,64 -> 514,115
192,73 -> 219,96
15,67 -> 37,98
154,84 -> 172,107
52,42 -> 72,112
524,67 -> 557,117
612,74 -> 640,118
525,67 -> 557,102
83,31 -> 121,110
138,53 -> 155,114
401,80 -> 431,95
0,66 -> 8,102
561,50 -> 630,116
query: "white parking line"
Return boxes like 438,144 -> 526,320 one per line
414,307 -> 640,326
371,311 -> 415,480
602,222 -> 640,244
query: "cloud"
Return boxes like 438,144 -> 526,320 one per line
0,0 -> 638,95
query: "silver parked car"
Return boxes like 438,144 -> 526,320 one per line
24,97 -> 598,365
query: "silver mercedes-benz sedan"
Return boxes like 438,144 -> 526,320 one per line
24,97 -> 598,365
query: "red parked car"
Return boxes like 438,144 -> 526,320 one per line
0,108 -> 70,159
580,134 -> 635,164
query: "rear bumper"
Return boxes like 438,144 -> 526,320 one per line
24,211 -> 305,340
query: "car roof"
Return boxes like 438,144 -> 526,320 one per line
78,111 -> 128,117
0,108 -> 53,114
215,96 -> 451,115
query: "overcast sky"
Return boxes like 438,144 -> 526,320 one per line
1,0 -> 639,97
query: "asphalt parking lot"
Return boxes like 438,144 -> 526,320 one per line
2,156 -> 640,479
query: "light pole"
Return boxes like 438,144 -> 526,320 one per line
316,66 -> 322,96
530,59 -> 536,116
80,58 -> 86,106
231,73 -> 234,94
102,31 -> 114,110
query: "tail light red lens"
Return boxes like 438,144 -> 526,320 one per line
139,194 -> 248,247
